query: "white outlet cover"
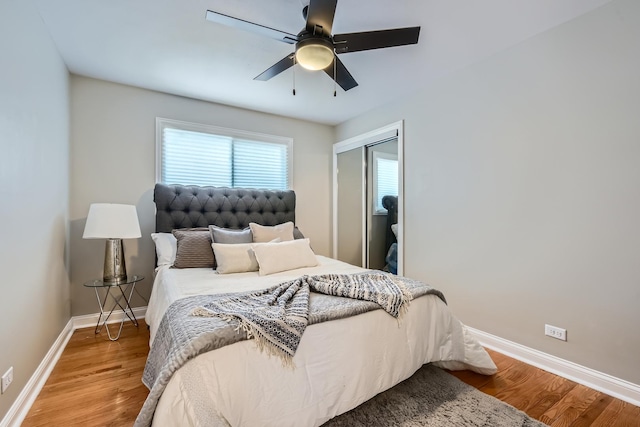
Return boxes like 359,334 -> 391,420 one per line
544,324 -> 567,341
1,367 -> 13,393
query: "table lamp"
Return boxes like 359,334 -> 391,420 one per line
83,203 -> 142,283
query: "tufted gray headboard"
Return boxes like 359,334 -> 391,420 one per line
154,183 -> 296,233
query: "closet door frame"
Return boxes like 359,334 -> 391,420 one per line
332,120 -> 404,275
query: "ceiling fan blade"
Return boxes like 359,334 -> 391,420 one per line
305,0 -> 337,37
323,56 -> 358,91
333,27 -> 420,54
254,54 -> 296,81
205,10 -> 298,44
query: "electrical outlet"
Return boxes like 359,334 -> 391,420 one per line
545,324 -> 567,341
1,367 -> 13,393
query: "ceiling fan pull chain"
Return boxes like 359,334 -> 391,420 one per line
292,56 -> 296,96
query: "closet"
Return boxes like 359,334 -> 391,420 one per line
333,122 -> 403,274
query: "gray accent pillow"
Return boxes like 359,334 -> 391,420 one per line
209,225 -> 253,244
172,228 -> 215,269
293,227 -> 305,240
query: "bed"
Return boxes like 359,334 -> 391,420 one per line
138,183 -> 497,427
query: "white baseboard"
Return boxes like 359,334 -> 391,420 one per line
0,319 -> 74,427
72,306 -> 148,330
0,307 -> 147,427
468,326 -> 640,407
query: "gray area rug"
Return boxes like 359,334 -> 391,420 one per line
323,364 -> 548,427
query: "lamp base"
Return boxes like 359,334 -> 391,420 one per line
103,238 -> 127,283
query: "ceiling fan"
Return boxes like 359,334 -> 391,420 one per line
205,0 -> 420,92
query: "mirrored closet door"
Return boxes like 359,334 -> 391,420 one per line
336,146 -> 365,267
333,121 -> 403,275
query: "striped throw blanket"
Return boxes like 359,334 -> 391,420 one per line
191,272 -> 414,364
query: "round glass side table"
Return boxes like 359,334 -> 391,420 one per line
83,275 -> 144,341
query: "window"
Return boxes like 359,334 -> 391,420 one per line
372,151 -> 398,215
156,118 -> 292,190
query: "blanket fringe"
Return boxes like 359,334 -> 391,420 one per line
394,277 -> 414,324
252,332 -> 296,368
191,307 -> 295,368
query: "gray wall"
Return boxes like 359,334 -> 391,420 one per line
70,76 -> 335,316
336,0 -> 640,385
0,0 -> 70,420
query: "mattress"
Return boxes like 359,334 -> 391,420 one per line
144,256 -> 497,426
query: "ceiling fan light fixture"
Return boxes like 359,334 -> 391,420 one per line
295,38 -> 334,71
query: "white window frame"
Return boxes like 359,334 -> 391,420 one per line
155,117 -> 293,189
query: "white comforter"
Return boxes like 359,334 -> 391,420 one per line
145,256 -> 497,427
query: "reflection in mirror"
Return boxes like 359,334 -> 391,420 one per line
367,140 -> 398,272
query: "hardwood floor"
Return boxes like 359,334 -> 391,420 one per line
23,321 -> 150,427
449,352 -> 640,426
22,321 -> 639,426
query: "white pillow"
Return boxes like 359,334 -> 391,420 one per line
391,223 -> 399,239
212,238 -> 281,274
151,233 -> 177,267
250,221 -> 294,243
252,238 -> 318,276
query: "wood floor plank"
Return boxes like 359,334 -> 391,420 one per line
568,393 -> 615,427
21,321 -> 640,426
541,384 -> 601,426
494,367 -> 576,419
591,399 -> 640,427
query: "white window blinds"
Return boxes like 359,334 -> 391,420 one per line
232,139 -> 288,190
162,128 -> 233,187
157,118 -> 292,190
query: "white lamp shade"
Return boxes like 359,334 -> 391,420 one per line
83,203 -> 142,239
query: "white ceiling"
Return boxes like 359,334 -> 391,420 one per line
34,0 -> 610,125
